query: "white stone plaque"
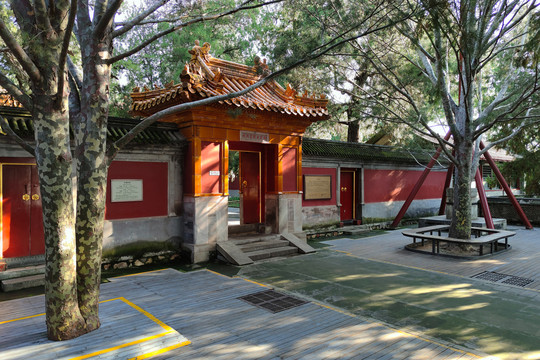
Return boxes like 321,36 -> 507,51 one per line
240,130 -> 270,143
111,179 -> 143,202
209,170 -> 220,176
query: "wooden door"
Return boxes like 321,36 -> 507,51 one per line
240,152 -> 260,224
1,164 -> 44,258
340,171 -> 355,221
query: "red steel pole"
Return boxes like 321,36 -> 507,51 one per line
438,161 -> 454,216
475,168 -> 494,229
480,141 -> 533,229
391,131 -> 452,228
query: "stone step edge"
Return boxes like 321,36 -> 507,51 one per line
245,246 -> 298,261
1,274 -> 45,292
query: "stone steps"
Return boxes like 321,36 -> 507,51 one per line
217,233 -> 315,266
1,274 -> 45,292
245,245 -> 299,261
0,264 -> 46,292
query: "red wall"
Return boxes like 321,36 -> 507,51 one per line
105,161 -> 168,220
183,143 -> 194,195
302,167 -> 337,206
364,169 -> 445,203
282,147 -> 297,192
201,141 -> 222,194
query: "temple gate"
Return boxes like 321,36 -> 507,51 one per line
131,41 -> 328,262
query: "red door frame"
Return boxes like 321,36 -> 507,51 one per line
239,151 -> 261,224
340,170 -> 355,221
1,163 -> 45,258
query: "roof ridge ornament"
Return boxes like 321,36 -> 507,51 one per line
253,56 -> 270,76
189,40 -> 212,63
284,83 -> 296,98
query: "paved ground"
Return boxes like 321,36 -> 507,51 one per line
237,225 -> 540,360
0,268 -> 479,360
0,226 -> 538,359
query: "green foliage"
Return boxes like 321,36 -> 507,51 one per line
110,0 -> 264,116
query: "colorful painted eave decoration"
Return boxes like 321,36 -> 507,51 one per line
130,41 -> 329,119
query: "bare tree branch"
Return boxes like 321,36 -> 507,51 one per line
0,115 -> 35,155
0,72 -> 33,109
0,18 -> 41,83
108,0 -> 285,63
67,56 -> 83,90
33,0 -> 53,32
56,0 -> 78,106
9,0 -> 36,35
112,0 -> 170,38
94,0 -> 124,39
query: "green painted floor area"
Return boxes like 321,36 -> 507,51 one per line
237,250 -> 540,359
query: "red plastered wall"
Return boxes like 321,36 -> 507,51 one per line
201,141 -> 221,194
302,167 -> 337,206
183,143 -> 194,195
364,169 -> 445,203
105,161 -> 168,220
282,147 -> 297,192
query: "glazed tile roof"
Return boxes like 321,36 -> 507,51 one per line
0,107 -> 184,146
0,89 -> 23,108
130,41 -> 329,118
302,137 -> 449,165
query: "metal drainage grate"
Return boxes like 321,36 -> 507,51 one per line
238,290 -> 308,313
471,271 -> 534,287
501,276 -> 534,287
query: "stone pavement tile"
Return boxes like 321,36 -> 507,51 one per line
238,249 -> 540,359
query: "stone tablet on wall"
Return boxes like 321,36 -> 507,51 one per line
111,179 -> 143,202
304,175 -> 332,200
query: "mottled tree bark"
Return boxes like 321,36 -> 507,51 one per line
71,14 -> 114,331
33,94 -> 86,340
449,138 -> 473,239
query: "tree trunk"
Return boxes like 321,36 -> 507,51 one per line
33,95 -> 87,341
73,33 -> 113,331
347,120 -> 360,142
449,140 -> 473,239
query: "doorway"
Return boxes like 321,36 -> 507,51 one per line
239,152 -> 261,224
1,164 -> 45,258
340,170 -> 355,221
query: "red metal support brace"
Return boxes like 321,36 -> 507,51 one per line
391,131 -> 452,228
480,142 -> 533,229
475,168 -> 494,229
438,162 -> 454,215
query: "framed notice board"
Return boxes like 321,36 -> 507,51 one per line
303,175 -> 332,200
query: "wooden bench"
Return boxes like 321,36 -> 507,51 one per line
402,225 -> 515,256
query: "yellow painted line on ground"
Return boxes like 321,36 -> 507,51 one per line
110,268 -> 171,278
206,269 -> 231,278
127,340 -> 191,360
68,297 -> 183,359
69,330 -> 177,360
0,297 -> 187,360
236,276 -> 272,288
0,312 -> 44,325
119,297 -> 174,332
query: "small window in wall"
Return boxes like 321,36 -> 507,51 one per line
282,147 -> 297,192
106,161 -> 168,220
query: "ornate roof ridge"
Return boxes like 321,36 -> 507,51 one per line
130,41 -> 328,118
